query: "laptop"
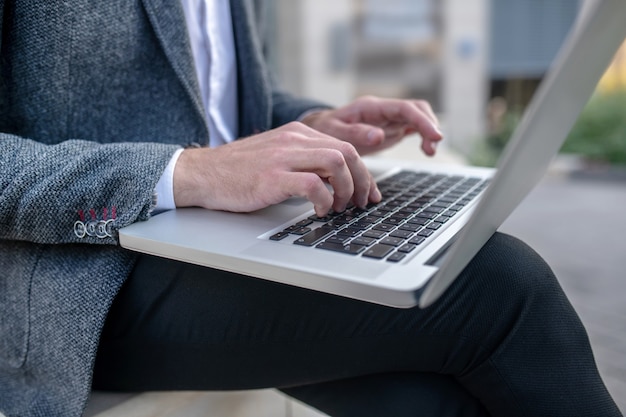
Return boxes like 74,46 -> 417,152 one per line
119,0 -> 626,308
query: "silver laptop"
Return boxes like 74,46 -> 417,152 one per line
119,0 -> 626,308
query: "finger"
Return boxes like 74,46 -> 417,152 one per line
281,135 -> 372,209
421,136 -> 440,156
379,101 -> 443,156
329,141 -> 371,209
382,101 -> 441,137
279,121 -> 347,142
381,125 -> 409,142
368,172 -> 382,204
280,171 -> 334,216
285,148 -> 355,212
410,100 -> 444,156
347,98 -> 443,150
413,99 -> 440,126
323,118 -> 386,148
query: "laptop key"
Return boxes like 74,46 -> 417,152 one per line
308,214 -> 333,222
409,236 -> 426,245
370,209 -> 391,217
398,223 -> 422,232
324,235 -> 351,245
387,252 -> 407,262
351,236 -> 377,246
295,219 -> 314,227
380,237 -> 404,247
362,230 -> 387,239
382,216 -> 404,226
336,227 -> 363,238
316,242 -> 366,255
390,230 -> 413,239
434,215 -> 450,224
294,226 -> 335,246
372,223 -> 396,232
270,231 -> 290,241
362,244 -> 395,259
398,243 -> 417,253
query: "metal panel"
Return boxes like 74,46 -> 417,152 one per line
490,0 -> 579,78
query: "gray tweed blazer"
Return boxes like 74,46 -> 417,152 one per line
0,1 -> 326,416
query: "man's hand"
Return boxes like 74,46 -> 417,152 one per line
301,95 -> 443,156
173,122 -> 381,216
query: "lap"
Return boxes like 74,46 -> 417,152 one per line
92,233 -> 619,417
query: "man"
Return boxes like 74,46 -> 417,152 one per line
0,1 -> 621,416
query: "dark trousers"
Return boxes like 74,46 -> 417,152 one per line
92,233 -> 622,417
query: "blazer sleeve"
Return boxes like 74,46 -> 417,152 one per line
0,133 -> 180,245
270,88 -> 333,128
0,1 -> 3,55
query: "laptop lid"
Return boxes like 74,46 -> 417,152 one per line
419,0 -> 626,307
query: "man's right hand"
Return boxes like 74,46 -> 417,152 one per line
173,122 -> 382,216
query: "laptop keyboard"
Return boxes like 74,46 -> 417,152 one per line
269,170 -> 489,262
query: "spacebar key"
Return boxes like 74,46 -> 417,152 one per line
294,226 -> 335,246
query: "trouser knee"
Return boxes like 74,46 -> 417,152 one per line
460,232 -> 566,309
427,233 -> 583,355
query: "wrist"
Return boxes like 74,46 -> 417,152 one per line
173,147 -> 214,208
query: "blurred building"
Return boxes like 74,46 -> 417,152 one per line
268,0 -> 355,107
269,0 -> 586,155
490,0 -> 579,111
351,0 -> 441,107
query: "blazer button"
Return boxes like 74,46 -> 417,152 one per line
96,220 -> 109,239
85,220 -> 98,237
74,221 -> 86,239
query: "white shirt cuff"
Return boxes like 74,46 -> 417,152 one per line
153,148 -> 184,214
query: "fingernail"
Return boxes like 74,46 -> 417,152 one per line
367,129 -> 378,144
334,203 -> 347,213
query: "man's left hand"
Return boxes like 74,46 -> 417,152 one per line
301,95 -> 443,156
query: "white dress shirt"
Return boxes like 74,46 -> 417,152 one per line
154,0 -> 238,212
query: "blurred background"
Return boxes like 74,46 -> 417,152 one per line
266,0 -> 626,167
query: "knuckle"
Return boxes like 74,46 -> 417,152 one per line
275,130 -> 298,144
326,149 -> 347,169
285,121 -> 313,135
337,141 -> 359,161
284,121 -> 304,130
